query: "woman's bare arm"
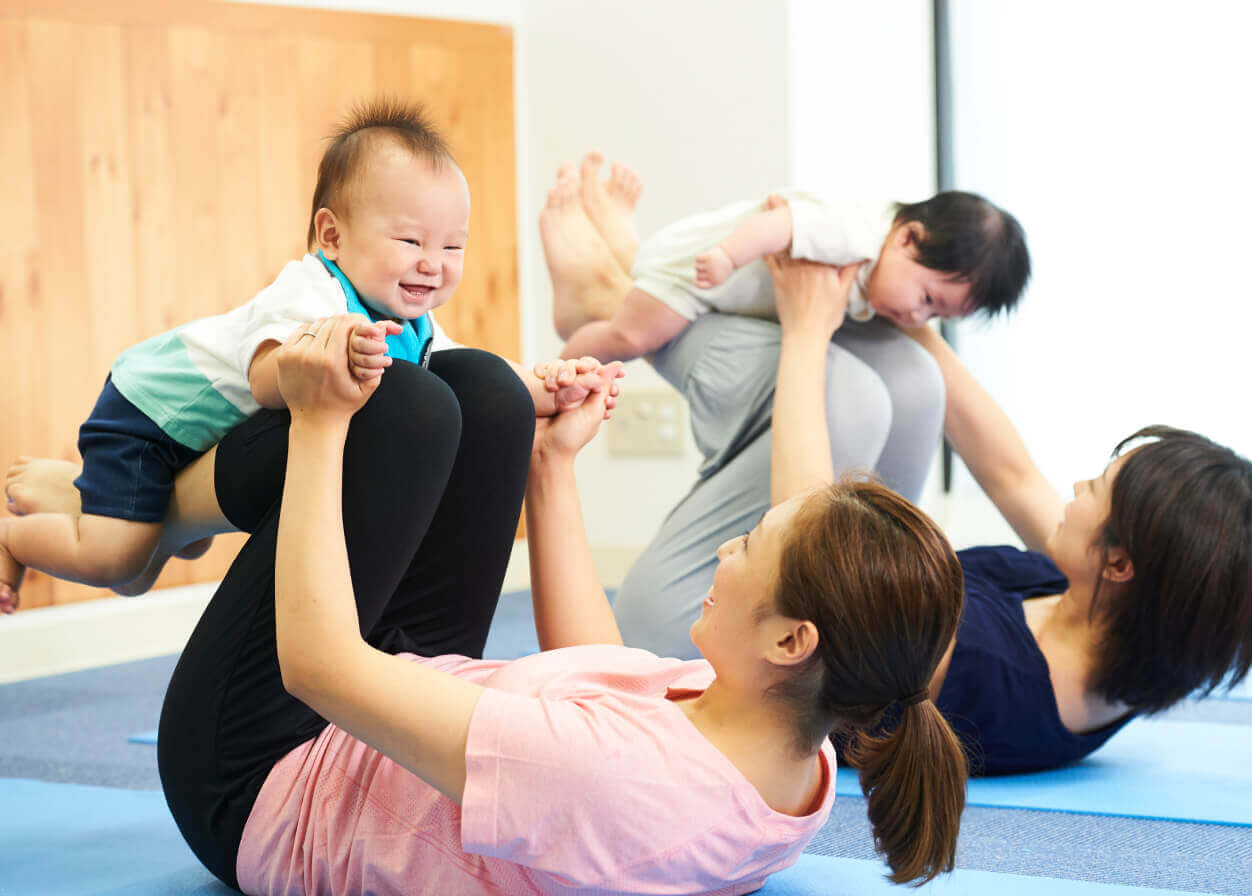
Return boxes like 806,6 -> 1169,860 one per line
766,256 -> 863,505
525,394 -> 624,651
273,317 -> 482,803
906,325 -> 1064,552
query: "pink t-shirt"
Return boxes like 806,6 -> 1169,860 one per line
236,645 -> 835,895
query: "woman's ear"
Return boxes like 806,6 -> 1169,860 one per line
314,208 -> 342,258
1102,546 -> 1135,584
767,618 -> 819,667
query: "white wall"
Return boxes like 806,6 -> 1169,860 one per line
947,1 -> 1252,501
788,0 -> 935,201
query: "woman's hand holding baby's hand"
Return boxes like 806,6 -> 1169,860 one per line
278,315 -> 377,421
532,385 -> 614,463
765,254 -> 864,342
533,357 -> 625,417
348,319 -> 403,382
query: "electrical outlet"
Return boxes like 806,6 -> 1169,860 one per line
606,388 -> 686,457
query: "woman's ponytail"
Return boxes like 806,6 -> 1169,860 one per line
771,481 -> 967,885
847,699 -> 967,885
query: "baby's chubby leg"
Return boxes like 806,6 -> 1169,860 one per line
560,288 -> 691,364
0,512 -> 162,612
0,447 -> 229,606
112,446 -> 227,596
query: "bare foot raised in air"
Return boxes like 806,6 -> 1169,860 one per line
577,152 -> 643,274
6,457 -> 83,516
540,163 -> 634,339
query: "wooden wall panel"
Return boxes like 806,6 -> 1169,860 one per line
0,0 -> 518,610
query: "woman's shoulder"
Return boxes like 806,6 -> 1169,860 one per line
958,545 -> 1068,597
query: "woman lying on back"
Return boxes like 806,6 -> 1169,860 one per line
909,324 -> 1252,773
156,314 -> 969,893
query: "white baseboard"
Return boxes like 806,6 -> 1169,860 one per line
0,541 -> 641,685
0,583 -> 218,685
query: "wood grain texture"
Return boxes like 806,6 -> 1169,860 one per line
0,0 -> 517,609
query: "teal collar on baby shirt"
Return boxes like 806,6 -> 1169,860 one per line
317,250 -> 433,368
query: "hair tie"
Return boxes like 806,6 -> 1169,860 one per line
899,690 -> 928,707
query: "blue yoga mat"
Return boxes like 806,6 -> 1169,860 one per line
1220,676 -> 1252,701
0,778 -> 1210,896
836,718 -> 1252,826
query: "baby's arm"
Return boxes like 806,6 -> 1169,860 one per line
694,196 -> 794,288
248,340 -> 287,409
249,317 -> 398,408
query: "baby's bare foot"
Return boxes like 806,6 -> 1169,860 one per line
6,457 -> 82,517
540,165 -> 633,339
578,152 -> 642,274
695,247 -> 735,289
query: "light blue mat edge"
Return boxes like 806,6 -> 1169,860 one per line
835,718 -> 1251,827
0,778 -> 1212,896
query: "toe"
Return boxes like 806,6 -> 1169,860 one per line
579,151 -> 604,184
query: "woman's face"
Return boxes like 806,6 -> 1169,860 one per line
690,496 -> 804,668
1046,453 -> 1130,589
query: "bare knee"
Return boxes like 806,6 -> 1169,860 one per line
74,517 -> 162,586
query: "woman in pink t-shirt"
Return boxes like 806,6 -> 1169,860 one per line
157,302 -> 967,894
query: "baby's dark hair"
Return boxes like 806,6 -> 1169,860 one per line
306,98 -> 455,249
892,191 -> 1031,317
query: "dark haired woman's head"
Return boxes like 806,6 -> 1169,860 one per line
692,481 -> 967,884
306,98 -> 469,322
1069,426 -> 1252,713
887,191 -> 1031,320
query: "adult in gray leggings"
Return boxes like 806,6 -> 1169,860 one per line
614,312 -> 943,658
540,162 -> 943,659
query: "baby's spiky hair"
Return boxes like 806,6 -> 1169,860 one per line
306,98 -> 454,248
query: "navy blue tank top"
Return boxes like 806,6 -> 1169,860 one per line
938,546 -> 1134,775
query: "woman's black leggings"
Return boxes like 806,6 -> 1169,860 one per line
157,351 -> 534,890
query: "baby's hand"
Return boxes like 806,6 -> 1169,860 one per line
348,320 -> 404,381
695,246 -> 735,289
762,193 -> 788,212
533,357 -> 625,416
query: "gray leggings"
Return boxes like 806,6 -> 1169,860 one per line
614,313 -> 945,659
